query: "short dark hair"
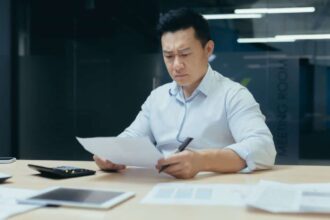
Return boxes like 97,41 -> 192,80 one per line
157,8 -> 212,47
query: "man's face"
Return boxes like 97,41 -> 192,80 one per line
161,27 -> 214,94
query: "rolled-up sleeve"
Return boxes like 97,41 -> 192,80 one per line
224,87 -> 276,172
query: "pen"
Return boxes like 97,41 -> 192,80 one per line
158,137 -> 194,173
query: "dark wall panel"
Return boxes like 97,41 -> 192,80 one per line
0,0 -> 13,156
16,0 -> 160,160
18,56 -> 87,160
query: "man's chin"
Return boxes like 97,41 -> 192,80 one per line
174,80 -> 190,86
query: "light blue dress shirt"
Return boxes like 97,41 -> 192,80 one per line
119,65 -> 276,172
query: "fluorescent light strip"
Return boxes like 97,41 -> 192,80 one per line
275,34 -> 330,40
247,63 -> 285,69
243,54 -> 313,60
237,37 -> 295,43
237,34 -> 330,44
203,13 -> 262,20
316,56 -> 330,60
235,7 -> 315,14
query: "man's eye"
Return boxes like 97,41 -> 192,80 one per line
165,55 -> 173,59
181,54 -> 189,57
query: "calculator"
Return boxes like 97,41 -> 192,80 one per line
28,164 -> 96,179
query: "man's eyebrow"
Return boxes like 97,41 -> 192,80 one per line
178,48 -> 191,53
163,48 -> 192,54
162,50 -> 173,54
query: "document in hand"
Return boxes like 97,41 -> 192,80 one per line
246,180 -> 330,213
77,137 -> 163,168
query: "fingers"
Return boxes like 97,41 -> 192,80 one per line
162,163 -> 183,174
161,163 -> 194,179
157,151 -> 189,167
157,151 -> 199,179
93,155 -> 126,171
157,157 -> 187,176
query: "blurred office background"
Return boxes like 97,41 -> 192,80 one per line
0,0 -> 329,164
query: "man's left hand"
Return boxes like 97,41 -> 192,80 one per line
156,150 -> 203,179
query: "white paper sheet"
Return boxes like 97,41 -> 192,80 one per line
141,183 -> 253,206
246,180 -> 301,213
0,187 -> 41,220
77,136 -> 164,168
0,172 -> 11,181
246,180 -> 330,213
297,183 -> 330,213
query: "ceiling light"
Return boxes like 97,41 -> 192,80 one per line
275,34 -> 330,40
235,7 -> 315,14
203,14 -> 262,20
237,37 -> 296,43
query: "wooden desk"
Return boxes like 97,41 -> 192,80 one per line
1,160 -> 330,220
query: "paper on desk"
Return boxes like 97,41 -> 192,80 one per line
297,183 -> 330,213
0,187 -> 42,220
77,136 -> 164,168
141,183 -> 253,206
246,180 -> 330,213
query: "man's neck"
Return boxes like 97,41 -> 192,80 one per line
182,65 -> 208,98
183,83 -> 199,98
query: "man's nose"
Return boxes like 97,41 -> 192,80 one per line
173,56 -> 184,71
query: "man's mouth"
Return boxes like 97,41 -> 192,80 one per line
174,74 -> 188,78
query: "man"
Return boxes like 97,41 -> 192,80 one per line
94,8 -> 276,179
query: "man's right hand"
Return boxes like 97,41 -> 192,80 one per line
93,155 -> 126,171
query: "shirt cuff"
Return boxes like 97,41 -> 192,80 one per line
225,143 -> 256,173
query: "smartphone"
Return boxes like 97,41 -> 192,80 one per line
0,157 -> 16,164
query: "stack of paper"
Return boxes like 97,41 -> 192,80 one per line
246,180 -> 330,213
0,187 -> 42,220
141,183 -> 253,206
142,181 -> 330,214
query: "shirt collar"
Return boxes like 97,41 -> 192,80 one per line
195,65 -> 214,97
169,81 -> 180,96
169,64 -> 214,98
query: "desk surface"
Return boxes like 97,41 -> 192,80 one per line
1,160 -> 330,220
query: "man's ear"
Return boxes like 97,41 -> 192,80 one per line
205,40 -> 215,57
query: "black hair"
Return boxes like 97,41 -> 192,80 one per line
157,8 -> 212,47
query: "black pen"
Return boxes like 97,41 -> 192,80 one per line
158,137 -> 194,173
